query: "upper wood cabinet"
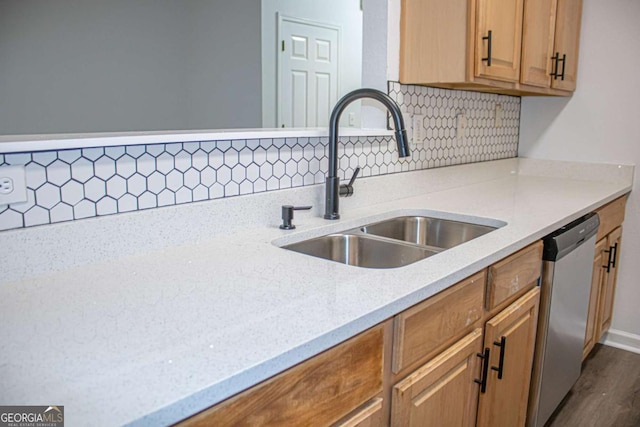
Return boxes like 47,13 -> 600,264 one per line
550,0 -> 583,91
521,0 -> 583,91
520,0 -> 558,87
475,0 -> 525,82
400,0 -> 584,96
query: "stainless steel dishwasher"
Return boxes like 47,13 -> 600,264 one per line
529,213 -> 600,427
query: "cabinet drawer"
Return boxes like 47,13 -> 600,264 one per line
486,241 -> 543,311
392,271 -> 485,374
595,195 -> 627,240
178,325 -> 384,426
332,397 -> 384,427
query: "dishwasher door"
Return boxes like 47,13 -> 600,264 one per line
532,213 -> 600,427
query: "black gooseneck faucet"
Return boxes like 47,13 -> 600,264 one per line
324,88 -> 411,220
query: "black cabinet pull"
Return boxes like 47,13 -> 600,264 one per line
552,53 -> 567,80
482,31 -> 492,66
474,347 -> 491,393
558,54 -> 567,80
611,242 -> 618,268
550,53 -> 560,78
603,244 -> 616,273
491,336 -> 506,379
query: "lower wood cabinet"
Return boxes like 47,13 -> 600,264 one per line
390,241 -> 542,427
584,195 -> 627,360
476,287 -> 540,427
391,288 -> 540,427
598,226 -> 622,338
391,329 -> 483,426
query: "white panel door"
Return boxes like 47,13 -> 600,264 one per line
278,16 -> 339,128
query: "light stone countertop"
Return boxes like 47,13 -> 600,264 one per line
0,158 -> 633,426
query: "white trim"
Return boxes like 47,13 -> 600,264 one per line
601,328 -> 640,355
0,128 -> 393,154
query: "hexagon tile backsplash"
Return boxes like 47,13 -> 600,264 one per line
0,83 -> 519,231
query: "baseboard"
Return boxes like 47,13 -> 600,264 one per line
601,328 -> 640,355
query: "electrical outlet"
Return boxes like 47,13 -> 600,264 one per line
348,112 -> 356,127
412,114 -> 425,145
456,112 -> 467,143
402,113 -> 414,149
0,165 -> 28,205
495,103 -> 503,127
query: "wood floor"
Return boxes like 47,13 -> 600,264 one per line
546,344 -> 640,427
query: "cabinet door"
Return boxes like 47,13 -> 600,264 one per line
475,0 -> 525,82
550,0 -> 583,91
598,226 -> 622,338
391,329 -> 483,427
399,0 -> 469,84
584,238 -> 608,360
520,0 -> 558,87
477,287 -> 540,427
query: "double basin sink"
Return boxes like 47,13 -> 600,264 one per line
282,215 -> 502,269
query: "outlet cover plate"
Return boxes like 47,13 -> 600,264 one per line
0,165 -> 28,206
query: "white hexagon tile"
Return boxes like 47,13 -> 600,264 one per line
0,83 -> 519,231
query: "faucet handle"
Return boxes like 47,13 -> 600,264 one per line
339,167 -> 360,197
280,205 -> 312,230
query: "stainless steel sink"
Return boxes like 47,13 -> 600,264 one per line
280,214 -> 501,269
283,234 -> 439,268
360,216 -> 498,249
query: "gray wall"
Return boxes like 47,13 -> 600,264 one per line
0,0 -> 261,135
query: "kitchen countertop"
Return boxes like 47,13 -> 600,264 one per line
0,158 -> 633,426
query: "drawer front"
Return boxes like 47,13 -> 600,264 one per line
487,241 -> 543,311
178,325 -> 384,427
392,271 -> 485,374
595,195 -> 627,241
332,397 -> 384,427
